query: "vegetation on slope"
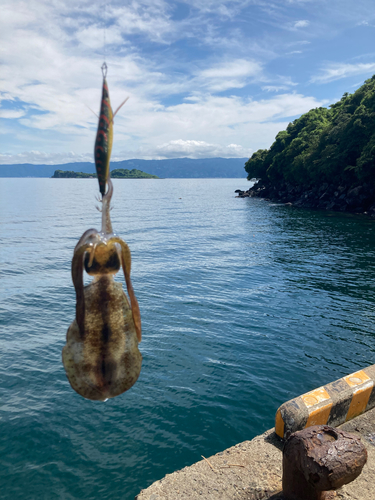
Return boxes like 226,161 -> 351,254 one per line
52,168 -> 159,179
111,168 -> 158,178
245,75 -> 375,188
52,170 -> 95,178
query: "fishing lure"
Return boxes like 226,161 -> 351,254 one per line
62,179 -> 142,401
94,63 -> 128,196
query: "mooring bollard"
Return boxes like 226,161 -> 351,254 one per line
282,425 -> 367,500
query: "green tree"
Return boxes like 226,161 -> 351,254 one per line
244,75 -> 375,188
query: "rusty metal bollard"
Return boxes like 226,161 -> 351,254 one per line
282,425 -> 367,500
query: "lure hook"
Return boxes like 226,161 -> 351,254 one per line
101,62 -> 108,78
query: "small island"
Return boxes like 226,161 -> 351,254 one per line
52,168 -> 159,179
238,75 -> 375,216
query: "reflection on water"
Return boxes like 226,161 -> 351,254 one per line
0,178 -> 374,499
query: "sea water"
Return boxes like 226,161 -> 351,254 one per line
0,177 -> 374,499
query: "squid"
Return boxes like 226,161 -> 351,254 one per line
62,179 -> 142,401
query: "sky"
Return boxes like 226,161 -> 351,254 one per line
1,0 -> 375,165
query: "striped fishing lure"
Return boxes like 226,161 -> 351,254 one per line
94,63 -> 128,196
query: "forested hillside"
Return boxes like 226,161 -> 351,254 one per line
241,75 -> 375,214
52,168 -> 158,179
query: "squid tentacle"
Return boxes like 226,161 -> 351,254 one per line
74,228 -> 99,252
111,236 -> 142,342
72,240 -> 98,337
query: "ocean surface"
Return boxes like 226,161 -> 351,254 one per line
1,178 -> 375,499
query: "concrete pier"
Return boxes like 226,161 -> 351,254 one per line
136,406 -> 375,499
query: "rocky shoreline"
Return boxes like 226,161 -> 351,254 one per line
236,181 -> 375,217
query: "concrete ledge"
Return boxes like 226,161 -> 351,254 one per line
275,365 -> 375,440
136,408 -> 375,500
136,429 -> 283,500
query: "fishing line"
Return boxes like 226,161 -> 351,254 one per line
103,0 -> 108,66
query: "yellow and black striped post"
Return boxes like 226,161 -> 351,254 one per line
275,364 -> 375,440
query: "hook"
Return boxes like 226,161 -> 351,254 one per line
101,62 -> 108,78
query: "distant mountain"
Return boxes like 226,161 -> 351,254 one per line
0,157 -> 248,178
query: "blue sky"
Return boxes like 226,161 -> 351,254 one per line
1,0 -> 375,164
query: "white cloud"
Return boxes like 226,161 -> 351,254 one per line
197,59 -> 264,92
0,151 -> 92,165
113,2 -> 173,43
312,62 -> 375,83
294,20 -> 310,28
200,60 -> 261,79
76,25 -> 124,50
0,110 -> 26,119
153,140 -> 252,159
262,85 -> 289,92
